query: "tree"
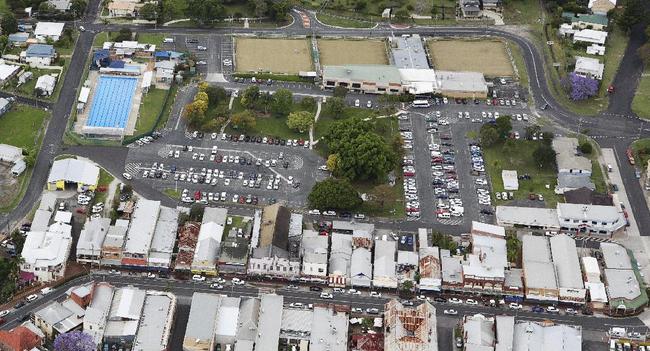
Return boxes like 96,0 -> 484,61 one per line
138,2 -> 158,20
532,144 -> 557,169
70,0 -> 87,17
187,0 -> 225,24
271,88 -> 293,118
269,0 -> 290,22
618,0 -> 644,32
286,111 -> 314,133
562,72 -> 598,101
205,86 -> 227,107
578,140 -> 593,154
479,124 -> 499,147
231,110 -> 256,130
183,100 -> 208,128
161,0 -> 187,21
1,12 -> 18,34
495,116 -> 512,139
240,85 -> 260,109
524,125 -> 542,140
53,331 -> 95,351
189,204 -> 204,221
393,7 -> 410,20
299,96 -> 316,111
323,96 -> 346,119
369,184 -> 398,210
332,86 -> 348,98
355,0 -> 367,11
308,178 -> 362,211
0,35 -> 8,53
250,0 -> 268,17
38,2 -> 56,15
638,43 -> 650,65
326,154 -> 338,171
23,148 -> 36,167
114,28 -> 132,42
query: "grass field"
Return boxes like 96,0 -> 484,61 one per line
483,140 -> 561,208
428,40 -> 514,77
632,69 -> 650,119
135,87 -> 177,135
0,105 -> 49,150
318,39 -> 388,65
136,33 -> 166,47
235,38 -> 312,74
315,13 -> 375,28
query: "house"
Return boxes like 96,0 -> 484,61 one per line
588,0 -> 616,15
459,0 -> 481,17
301,229 -> 328,278
552,137 -> 594,194
8,32 -> 30,46
21,222 -> 73,282
0,143 -> 25,176
34,22 -> 65,42
586,44 -> 606,55
384,300 -> 438,351
247,204 -> 300,278
522,235 -> 559,302
562,12 -> 609,30
35,74 -> 57,96
24,44 -> 56,67
322,64 -> 403,95
0,325 -> 43,351
572,29 -> 608,45
33,291 -> 86,339
574,56 -> 604,80
107,0 -> 136,17
0,63 -> 21,85
191,207 -> 227,275
47,0 -> 71,11
373,239 -> 397,289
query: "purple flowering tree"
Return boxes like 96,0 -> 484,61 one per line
562,72 -> 599,101
53,331 -> 95,351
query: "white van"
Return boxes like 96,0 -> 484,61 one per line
41,287 -> 52,295
163,37 -> 174,43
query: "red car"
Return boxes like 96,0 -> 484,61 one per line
215,154 -> 223,163
194,191 -> 201,200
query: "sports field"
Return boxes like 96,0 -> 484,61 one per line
318,39 -> 388,65
235,38 -> 312,73
428,40 -> 514,77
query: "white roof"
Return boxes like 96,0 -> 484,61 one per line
513,321 -> 582,351
588,0 -> 616,9
78,86 -> 90,103
310,307 -> 349,351
184,293 -> 222,346
524,261 -> 557,290
0,144 -> 23,163
601,243 -> 632,269
48,158 -> 99,185
463,314 -> 495,349
192,208 -> 227,269
215,297 -> 240,337
549,234 -> 584,289
604,269 -> 641,301
350,247 -> 372,285
573,29 -> 608,44
0,63 -> 19,81
150,207 -> 179,254
141,71 -> 152,89
34,22 -> 65,37
523,235 -> 551,262
35,74 -> 56,94
471,221 -> 505,237
329,233 -> 352,277
463,234 -> 507,279
133,293 -> 174,351
581,256 -> 601,282
437,70 -> 488,93
255,294 -> 283,351
53,210 -> 72,224
502,170 -> 519,190
373,240 -> 396,279
123,199 -> 161,255
585,282 -> 608,303
397,250 -> 419,266
557,203 -> 623,224
496,206 -> 560,228
110,287 -> 146,321
22,222 -> 72,268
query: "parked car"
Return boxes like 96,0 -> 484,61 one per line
443,309 -> 458,315
192,275 -> 206,282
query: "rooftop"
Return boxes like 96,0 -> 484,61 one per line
437,70 -> 488,93
255,294 -> 283,351
47,158 -> 99,186
215,297 -> 240,338
323,64 -> 402,85
522,235 -> 551,263
471,221 -> 505,237
123,199 -> 161,255
441,249 -> 463,284
496,206 -> 560,228
34,22 -> 65,37
25,44 -> 55,57
389,34 -> 430,69
601,243 -> 632,269
513,321 -> 582,351
524,261 -> 558,290
77,217 -> 111,255
150,207 -> 179,254
384,300 -> 437,351
22,223 -> 72,268
463,314 -> 494,349
551,137 -> 592,172
184,293 -> 222,348
604,269 -> 641,301
373,240 -> 396,279
463,233 -> 507,279
549,234 -> 584,289
132,293 -> 175,351
310,307 -> 349,351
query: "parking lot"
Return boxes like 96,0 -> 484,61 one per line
159,34 -> 234,80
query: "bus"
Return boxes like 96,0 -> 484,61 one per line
412,99 -> 430,108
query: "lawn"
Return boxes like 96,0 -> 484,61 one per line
135,87 -> 176,135
92,32 -> 121,47
223,215 -> 244,241
502,0 -> 544,25
94,168 -> 115,205
357,178 -> 405,219
163,188 -> 181,200
7,68 -> 62,97
632,69 -> 650,119
428,40 -> 514,77
136,33 -> 166,47
0,105 -> 49,150
315,12 -> 375,28
235,38 -> 312,74
483,140 -> 561,208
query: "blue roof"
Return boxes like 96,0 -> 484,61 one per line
94,49 -> 109,60
154,50 -> 184,59
8,32 -> 28,42
108,60 -> 125,68
26,44 -> 55,57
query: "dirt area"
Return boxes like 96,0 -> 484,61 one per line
427,39 -> 514,77
235,38 -> 313,73
318,39 -> 388,66
0,163 -> 20,208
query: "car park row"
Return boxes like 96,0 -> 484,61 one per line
398,113 -> 421,220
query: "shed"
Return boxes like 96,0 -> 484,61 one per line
502,170 -> 519,191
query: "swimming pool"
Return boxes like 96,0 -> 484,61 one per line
86,75 -> 138,129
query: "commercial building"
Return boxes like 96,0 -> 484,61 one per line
255,294 -> 284,351
550,234 -> 586,303
322,64 -> 403,95
183,293 -> 238,351
47,158 -> 99,191
461,314 -> 497,350
100,220 -> 129,266
574,56 -> 604,80
557,203 -> 626,235
552,137 -> 592,175
132,292 -> 176,351
175,222 -> 200,271
384,300 -> 437,351
121,199 -> 161,267
191,207 -> 227,275
23,44 -> 56,67
76,217 -> 111,264
436,71 -> 488,98
441,249 -> 463,291
373,239 -> 397,289
328,232 -> 352,287
351,229 -> 373,287
600,243 -> 647,315
301,229 -> 329,278
309,306 -> 349,351
148,207 -> 179,270
419,246 -> 441,291
462,226 -> 508,293
21,221 -> 72,282
34,22 -> 65,41
572,29 -> 608,45
33,284 -> 91,339
502,170 -> 519,191
399,68 -> 439,95
389,34 -> 430,69
83,282 -> 114,347
512,320 -> 582,351
522,235 -> 558,302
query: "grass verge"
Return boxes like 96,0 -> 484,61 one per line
315,12 -> 375,28
163,188 -> 181,200
0,105 -> 49,150
632,69 -> 650,119
94,168 -> 115,204
135,87 -> 176,135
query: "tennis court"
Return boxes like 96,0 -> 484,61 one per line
86,75 -> 138,129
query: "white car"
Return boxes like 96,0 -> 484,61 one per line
369,291 -> 382,298
232,278 -> 245,285
210,283 -> 224,290
0,310 -> 9,317
354,213 -> 365,220
354,99 -> 360,107
320,292 -> 333,299
509,303 -> 523,310
197,45 -> 207,51
196,61 -> 207,65
448,298 -> 462,304
223,59 -> 232,66
26,294 -> 38,302
122,172 -> 132,180
465,299 -> 479,305
348,289 -> 361,295
351,307 -> 363,313
547,306 -> 560,313
322,210 -> 336,217
192,275 -> 206,281
366,100 -> 372,108
308,209 -> 321,215
443,309 -> 458,315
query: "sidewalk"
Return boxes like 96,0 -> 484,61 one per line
308,101 -> 321,150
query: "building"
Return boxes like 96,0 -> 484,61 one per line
389,34 -> 429,69
34,22 -> 65,41
0,325 -> 43,351
462,314 -> 496,350
419,245 -> 441,292
504,269 -> 525,301
502,170 -> 519,191
191,207 -> 227,275
328,232 -> 352,287
309,306 -> 349,351
384,300 -> 437,351
562,12 -> 609,30
351,229 -> 373,287
175,222 -> 200,271
102,286 -> 145,350
399,68 -> 439,95
586,44 -> 606,55
8,32 -> 30,46
256,294 -> 284,351
462,228 -> 508,293
460,0 -> 481,17
481,0 -> 502,11
155,60 -> 175,82
301,229 -> 328,278
100,220 -> 129,266
513,320 -> 582,351
0,63 -> 21,85
436,70 -> 488,98
0,143 -> 25,177
322,64 -> 403,95
47,158 -> 99,191
121,199 -> 161,267
148,207 -> 179,270
183,293 -> 222,351
83,282 -> 114,347
247,204 -> 300,278
441,249 -> 463,291
600,243 -> 647,316
522,235 -> 558,302
373,239 -> 397,289
33,291 -> 87,339
552,137 -> 592,175
35,74 -> 57,96
574,56 -> 604,80
550,234 -> 586,304
23,44 -> 56,67
76,217 -> 111,264
21,222 -> 73,282
588,0 -> 616,15
47,0 -> 71,11
496,205 -> 561,230
572,29 -> 608,45
132,292 -> 176,351
107,0 -> 136,17
557,203 -> 626,236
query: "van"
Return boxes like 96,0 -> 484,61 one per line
163,37 -> 174,43
41,287 -> 52,295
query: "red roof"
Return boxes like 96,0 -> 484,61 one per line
351,334 -> 384,351
0,326 -> 42,351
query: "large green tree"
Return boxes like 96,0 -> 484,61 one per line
271,88 -> 293,118
618,0 -> 645,32
1,12 -> 18,34
532,144 -> 557,169
240,85 -> 260,109
308,178 -> 362,211
138,3 -> 158,20
323,96 -> 346,119
286,110 -> 314,133
495,115 -> 512,139
187,0 -> 225,24
479,124 -> 499,147
161,0 -> 187,21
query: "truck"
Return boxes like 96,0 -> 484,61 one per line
627,148 -> 635,165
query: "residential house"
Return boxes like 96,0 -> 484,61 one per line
459,0 -> 481,17
191,207 -> 227,275
0,143 -> 25,177
34,22 -> 65,42
562,12 -> 608,30
0,63 -> 21,85
47,0 -> 71,11
8,32 -> 30,47
0,325 -> 43,351
33,288 -> 88,339
552,137 -> 594,194
155,60 -> 175,83
35,74 -> 57,96
572,29 -> 608,45
574,56 -> 604,80
384,300 -> 438,351
107,0 -> 136,17
588,0 -> 616,15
